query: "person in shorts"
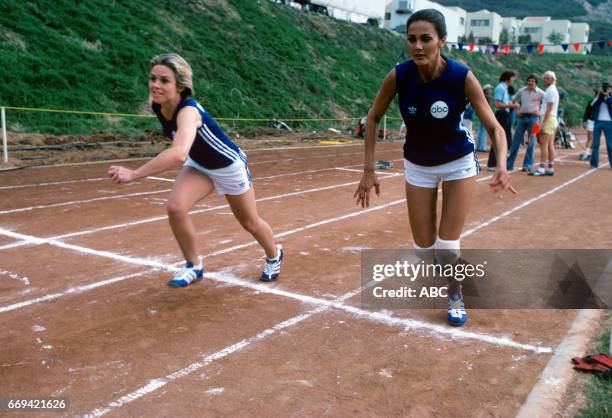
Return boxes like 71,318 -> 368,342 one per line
353,9 -> 516,327
529,71 -> 560,176
109,53 -> 283,286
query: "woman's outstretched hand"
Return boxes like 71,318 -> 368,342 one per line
489,169 -> 517,197
108,165 -> 136,184
354,169 -> 380,208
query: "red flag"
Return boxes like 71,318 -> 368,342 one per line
573,42 -> 581,52
531,122 -> 540,136
468,42 -> 475,53
502,44 -> 510,55
538,44 -> 545,54
608,40 -> 612,47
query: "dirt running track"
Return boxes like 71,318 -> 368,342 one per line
0,136 -> 610,417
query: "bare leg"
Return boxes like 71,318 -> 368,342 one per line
537,132 -> 554,172
166,167 -> 215,264
439,177 -> 476,240
539,133 -> 548,169
404,182 -> 438,248
546,133 -> 556,167
225,187 -> 277,258
440,177 -> 476,293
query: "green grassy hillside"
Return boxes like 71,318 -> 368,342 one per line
0,0 -> 610,134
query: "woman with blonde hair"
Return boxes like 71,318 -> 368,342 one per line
109,53 -> 283,286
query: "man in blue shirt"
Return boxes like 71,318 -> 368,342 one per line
487,71 -> 520,171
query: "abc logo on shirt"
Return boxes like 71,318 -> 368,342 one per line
430,101 -> 449,119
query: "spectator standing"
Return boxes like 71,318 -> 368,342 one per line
487,71 -> 520,171
507,74 -> 544,171
530,71 -> 560,176
590,81 -> 612,168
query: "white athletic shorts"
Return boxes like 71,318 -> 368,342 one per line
184,155 -> 252,196
586,120 -> 594,132
404,153 -> 479,188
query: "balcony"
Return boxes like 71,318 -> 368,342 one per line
396,7 -> 412,14
396,1 -> 412,14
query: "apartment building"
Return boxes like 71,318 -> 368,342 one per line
465,9 -> 503,43
383,0 -> 466,43
384,0 -> 589,53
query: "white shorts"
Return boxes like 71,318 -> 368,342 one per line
404,153 -> 479,188
184,156 -> 252,196
586,120 -> 594,132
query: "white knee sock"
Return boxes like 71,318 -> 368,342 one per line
434,237 -> 461,265
435,237 -> 462,294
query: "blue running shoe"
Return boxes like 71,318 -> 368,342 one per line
168,257 -> 204,287
447,292 -> 467,326
261,244 -> 283,282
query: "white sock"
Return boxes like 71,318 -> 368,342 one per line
414,241 -> 435,263
434,237 -> 461,265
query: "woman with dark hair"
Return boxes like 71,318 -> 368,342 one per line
109,53 -> 283,286
354,9 -> 515,327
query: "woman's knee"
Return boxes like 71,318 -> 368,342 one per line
238,216 -> 260,233
166,198 -> 189,217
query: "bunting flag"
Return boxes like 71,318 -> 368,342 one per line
526,44 -> 534,54
469,42 -> 475,53
502,44 -> 510,55
608,40 -> 612,47
445,43 -> 453,52
561,44 -> 569,52
585,43 -> 592,53
479,45 -> 487,53
513,46 -> 521,54
492,44 -> 499,54
573,42 -> 581,52
538,44 -> 545,54
597,41 -> 606,49
458,42 -> 464,51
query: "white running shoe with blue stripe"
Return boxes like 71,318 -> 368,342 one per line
168,257 -> 204,288
261,244 -> 283,282
447,292 -> 467,326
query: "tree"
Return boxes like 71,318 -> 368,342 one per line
547,30 -> 564,44
518,34 -> 532,44
499,28 -> 509,44
467,31 -> 475,43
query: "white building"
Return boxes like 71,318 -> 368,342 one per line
519,16 -> 549,44
382,0 -> 589,53
383,0 -> 466,43
465,9 -> 503,43
501,17 -> 520,44
570,22 -> 589,54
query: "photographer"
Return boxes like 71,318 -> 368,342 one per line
590,81 -> 612,169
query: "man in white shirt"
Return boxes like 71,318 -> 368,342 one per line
507,74 -> 545,171
530,71 -> 560,176
590,81 -> 612,168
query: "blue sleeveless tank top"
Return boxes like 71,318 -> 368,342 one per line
396,56 -> 475,166
152,99 -> 243,169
